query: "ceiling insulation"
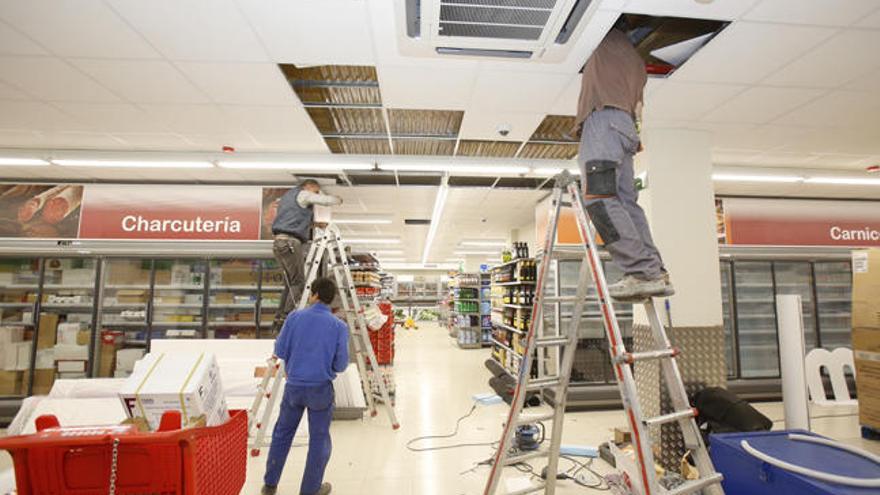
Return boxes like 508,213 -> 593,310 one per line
393,139 -> 456,156
388,109 -> 463,137
281,64 -> 382,106
457,140 -> 522,157
325,138 -> 391,155
306,107 -> 387,135
530,115 -> 579,142
519,142 -> 578,160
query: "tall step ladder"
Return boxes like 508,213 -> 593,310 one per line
248,224 -> 400,457
483,172 -> 724,495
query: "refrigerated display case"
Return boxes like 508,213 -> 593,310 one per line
208,259 -> 259,339
814,261 -> 852,349
733,261 -> 779,378
720,261 -> 737,378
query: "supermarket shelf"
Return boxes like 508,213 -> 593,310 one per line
355,283 -> 383,289
492,337 -> 518,356
262,285 -> 284,290
102,303 -> 147,309
154,303 -> 203,308
2,284 -> 38,289
210,285 -> 259,290
454,298 -> 480,302
492,280 -> 536,287
209,303 -> 256,309
456,341 -> 483,350
101,322 -> 146,327
154,285 -> 203,290
0,302 -> 32,308
208,321 -> 255,327
503,304 -> 532,310
104,284 -> 150,289
0,321 -> 34,326
42,303 -> 94,309
493,322 -> 525,335
491,258 -> 532,270
151,321 -> 201,327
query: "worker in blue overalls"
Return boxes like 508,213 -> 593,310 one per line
263,277 -> 349,495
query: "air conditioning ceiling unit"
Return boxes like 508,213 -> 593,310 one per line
401,0 -> 599,61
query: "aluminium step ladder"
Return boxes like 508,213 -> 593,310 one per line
248,224 -> 400,457
483,171 -> 724,495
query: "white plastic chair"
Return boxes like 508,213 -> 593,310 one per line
804,347 -> 857,407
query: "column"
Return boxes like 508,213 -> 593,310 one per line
632,127 -> 726,470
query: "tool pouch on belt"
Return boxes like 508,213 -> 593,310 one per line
584,160 -> 617,196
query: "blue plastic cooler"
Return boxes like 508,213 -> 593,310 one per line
709,430 -> 880,495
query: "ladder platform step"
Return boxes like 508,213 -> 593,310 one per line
515,412 -> 556,426
644,408 -> 696,427
614,348 -> 680,365
534,337 -> 570,348
525,378 -> 562,391
503,481 -> 547,495
664,473 -> 724,495
503,449 -> 548,465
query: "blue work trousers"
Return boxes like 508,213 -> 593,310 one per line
264,382 -> 335,494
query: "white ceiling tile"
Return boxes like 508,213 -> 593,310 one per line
804,153 -> 873,168
0,101 -> 84,131
855,8 -> 880,28
378,65 -> 478,111
42,131 -> 124,149
238,0 -> 374,65
71,59 -> 210,104
138,104 -> 235,134
710,124 -> 811,151
844,67 -> 880,92
109,132 -> 192,148
702,87 -> 825,124
107,0 -> 268,62
221,105 -> 327,152
548,75 -> 579,116
469,70 -> 571,112
180,133 -> 257,151
0,57 -> 121,102
672,22 -> 835,84
0,21 -> 48,56
0,0 -> 158,59
744,0 -> 879,27
644,81 -> 745,121
0,129 -> 45,147
623,0 -> 761,20
0,80 -> 31,100
458,111 -> 544,142
775,126 -> 880,155
175,62 -> 294,105
764,30 -> 880,88
52,102 -> 166,133
771,90 -> 880,129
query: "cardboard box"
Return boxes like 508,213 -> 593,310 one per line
0,370 -> 22,395
98,331 -> 124,377
119,352 -> 229,430
35,348 -> 54,369
852,249 -> 880,330
13,342 -> 33,371
36,313 -> 59,349
57,322 -> 85,345
853,328 -> 880,429
76,330 -> 91,346
116,348 -> 145,373
107,261 -> 150,286
54,344 -> 89,361
24,369 -> 55,395
314,204 -> 332,224
0,326 -> 24,345
116,290 -> 147,304
57,360 -> 87,373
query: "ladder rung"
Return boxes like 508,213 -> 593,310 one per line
514,412 -> 556,426
534,337 -> 570,348
526,377 -> 561,392
504,481 -> 547,495
614,348 -> 679,365
503,449 -> 548,466
664,473 -> 724,495
644,408 -> 696,427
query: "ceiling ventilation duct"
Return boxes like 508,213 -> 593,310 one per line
402,0 -> 599,62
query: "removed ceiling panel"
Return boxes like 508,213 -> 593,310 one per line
393,138 -> 456,156
518,142 -> 578,159
457,140 -> 522,157
530,115 -> 579,142
325,137 -> 391,155
388,109 -> 464,137
306,107 -> 387,135
280,64 -> 381,105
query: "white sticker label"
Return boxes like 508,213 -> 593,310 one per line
855,350 -> 880,362
853,251 -> 869,274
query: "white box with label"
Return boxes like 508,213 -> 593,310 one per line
118,352 -> 229,430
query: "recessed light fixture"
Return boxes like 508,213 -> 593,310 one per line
454,250 -> 499,256
217,162 -> 372,171
53,159 -> 214,168
421,180 -> 450,264
385,164 -> 530,175
0,157 -> 50,166
804,177 -> 880,186
377,258 -> 406,263
334,216 -> 393,225
712,174 -> 804,183
532,167 -> 581,177
345,238 -> 401,245
460,240 -> 507,247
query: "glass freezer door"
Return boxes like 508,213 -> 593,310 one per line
814,261 -> 852,349
733,261 -> 779,378
97,258 -> 151,378
151,259 -> 206,342
0,257 -> 40,397
208,259 -> 260,339
720,261 -> 737,378
259,259 -> 285,338
773,261 -> 818,351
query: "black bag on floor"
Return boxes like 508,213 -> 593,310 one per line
692,387 -> 772,442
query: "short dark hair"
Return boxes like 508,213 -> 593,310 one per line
300,179 -> 320,189
311,277 -> 336,304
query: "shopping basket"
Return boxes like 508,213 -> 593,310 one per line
0,409 -> 248,495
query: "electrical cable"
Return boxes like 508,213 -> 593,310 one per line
406,404 -> 497,452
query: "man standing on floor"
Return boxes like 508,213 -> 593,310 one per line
271,179 -> 342,335
575,18 -> 674,300
263,277 -> 349,495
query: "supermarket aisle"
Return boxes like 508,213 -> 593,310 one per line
241,321 -> 622,494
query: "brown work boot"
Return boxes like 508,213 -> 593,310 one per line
608,274 -> 674,301
315,483 -> 332,495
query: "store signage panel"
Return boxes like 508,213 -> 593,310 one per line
721,198 -> 880,247
78,185 -> 262,240
0,184 -> 84,238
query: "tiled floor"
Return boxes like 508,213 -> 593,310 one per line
2,321 -> 877,494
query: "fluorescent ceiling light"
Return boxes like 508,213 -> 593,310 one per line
460,240 -> 507,247
712,174 -> 803,183
374,250 -> 404,255
384,262 -> 458,271
804,177 -> 880,186
532,167 -> 580,177
455,250 -> 499,255
346,238 -> 401,245
53,159 -> 213,168
217,161 -> 372,171
0,157 -> 49,166
421,180 -> 450,264
334,216 -> 393,225
385,164 -> 530,175
378,258 -> 407,263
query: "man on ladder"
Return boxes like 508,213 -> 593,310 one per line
270,179 -> 343,335
575,17 -> 673,300
262,277 -> 348,495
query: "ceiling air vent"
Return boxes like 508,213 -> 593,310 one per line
405,219 -> 432,225
436,47 -> 532,58
555,0 -> 592,44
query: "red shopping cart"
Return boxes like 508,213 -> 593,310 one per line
0,409 -> 248,495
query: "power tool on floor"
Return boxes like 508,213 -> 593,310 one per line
514,423 -> 543,452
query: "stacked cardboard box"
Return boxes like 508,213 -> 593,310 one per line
114,348 -> 145,378
98,330 -> 125,377
37,313 -> 59,349
107,261 -> 150,286
116,290 -> 147,304
0,326 -> 26,395
119,352 -> 229,430
852,249 -> 880,431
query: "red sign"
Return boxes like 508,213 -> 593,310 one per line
78,185 -> 262,240
722,198 -> 880,247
